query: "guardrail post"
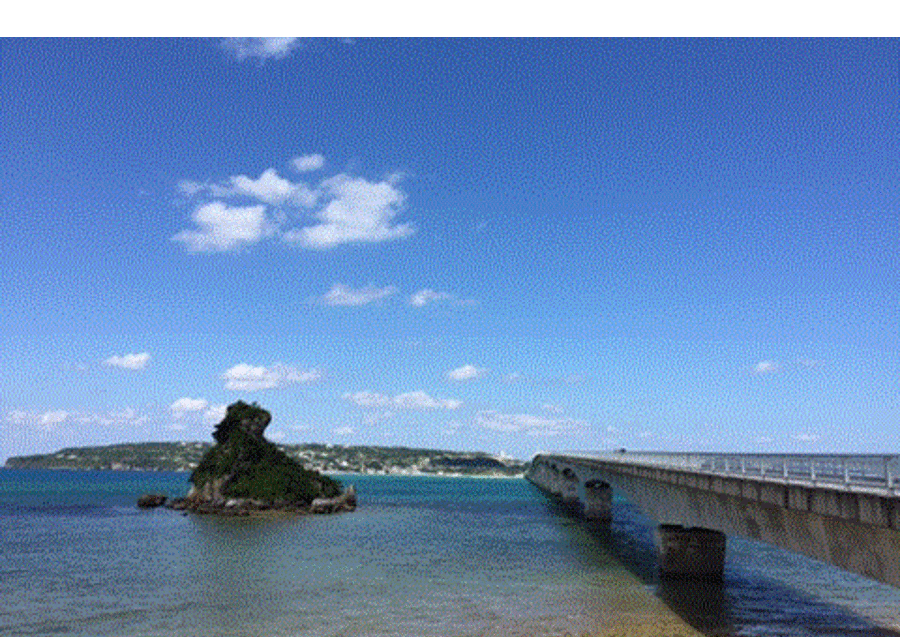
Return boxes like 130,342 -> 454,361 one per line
842,458 -> 849,485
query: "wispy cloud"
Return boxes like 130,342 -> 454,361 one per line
6,409 -> 71,432
753,360 -> 780,375
7,407 -> 148,431
219,37 -> 356,64
447,364 -> 487,382
344,390 -> 462,411
167,400 -> 224,428
320,283 -> 398,307
169,397 -> 208,417
103,352 -> 151,370
474,410 -> 581,437
410,289 -> 453,307
291,153 -> 325,173
221,38 -> 302,62
222,364 -> 323,391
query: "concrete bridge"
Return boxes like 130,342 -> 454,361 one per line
527,451 -> 900,587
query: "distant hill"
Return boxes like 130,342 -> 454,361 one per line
5,441 -> 528,477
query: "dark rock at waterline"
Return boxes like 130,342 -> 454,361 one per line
310,484 -> 357,514
137,493 -> 167,509
166,497 -> 190,511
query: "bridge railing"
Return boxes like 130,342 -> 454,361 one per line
551,451 -> 900,495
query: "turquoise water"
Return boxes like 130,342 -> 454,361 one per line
2,469 -> 900,636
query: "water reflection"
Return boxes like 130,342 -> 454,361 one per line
537,486 -> 900,637
656,577 -> 730,635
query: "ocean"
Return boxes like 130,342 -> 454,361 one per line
2,469 -> 900,637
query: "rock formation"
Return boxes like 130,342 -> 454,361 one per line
171,401 -> 354,515
310,484 -> 357,513
136,493 -> 167,508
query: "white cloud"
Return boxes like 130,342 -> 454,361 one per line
172,201 -> 274,253
394,391 -> 462,410
447,364 -> 487,382
320,283 -> 398,307
167,399 -> 225,425
37,410 -> 70,432
179,170 -> 316,207
78,408 -> 148,428
285,173 -> 413,249
291,153 -> 325,173
170,397 -> 208,417
229,169 -> 312,206
203,404 -> 227,425
410,289 -> 453,307
174,158 -> 414,253
104,352 -> 151,370
753,360 -> 780,375
177,180 -> 204,196
12,408 -> 147,430
474,410 -> 580,437
333,426 -> 355,436
222,363 -> 322,391
6,409 -> 70,432
791,432 -> 820,443
344,390 -> 462,411
221,38 -> 301,62
344,390 -> 391,408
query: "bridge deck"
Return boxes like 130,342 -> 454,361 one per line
530,451 -> 900,587
554,451 -> 900,498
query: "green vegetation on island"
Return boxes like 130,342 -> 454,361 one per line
187,401 -> 342,509
6,436 -> 526,478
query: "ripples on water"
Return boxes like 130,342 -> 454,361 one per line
1,469 -> 900,636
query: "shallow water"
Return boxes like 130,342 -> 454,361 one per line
1,470 -> 899,636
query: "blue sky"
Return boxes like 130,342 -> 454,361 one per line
1,38 -> 897,462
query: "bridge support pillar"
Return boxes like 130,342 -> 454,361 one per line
656,524 -> 725,580
583,479 -> 612,521
560,468 -> 579,504
547,467 -> 562,496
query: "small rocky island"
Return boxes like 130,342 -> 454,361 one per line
154,401 -> 356,515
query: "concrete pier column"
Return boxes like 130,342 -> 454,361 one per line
656,524 -> 726,580
548,466 -> 563,496
583,479 -> 612,521
560,468 -> 579,503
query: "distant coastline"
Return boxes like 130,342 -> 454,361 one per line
4,442 -> 528,478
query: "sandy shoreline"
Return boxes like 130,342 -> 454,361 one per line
582,570 -> 704,637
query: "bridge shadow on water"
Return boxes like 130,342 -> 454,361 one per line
537,490 -> 900,637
